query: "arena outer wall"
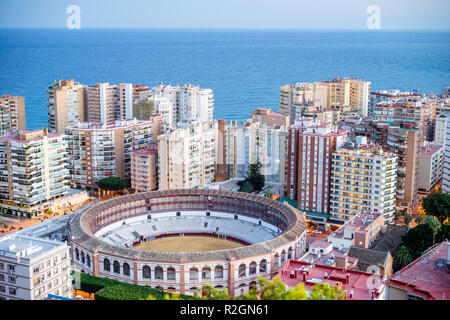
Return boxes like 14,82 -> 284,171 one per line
70,189 -> 307,297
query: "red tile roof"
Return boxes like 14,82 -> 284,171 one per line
386,241 -> 450,300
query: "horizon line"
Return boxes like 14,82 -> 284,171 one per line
1,27 -> 450,31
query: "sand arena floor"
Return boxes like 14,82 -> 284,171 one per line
133,235 -> 244,252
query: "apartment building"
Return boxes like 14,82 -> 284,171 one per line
287,119 -> 347,214
251,108 -> 289,128
373,96 -> 436,145
151,83 -> 214,125
134,94 -> 173,132
0,129 -> 70,217
0,95 -> 26,135
279,82 -> 328,124
435,113 -> 447,146
280,77 -> 371,123
131,144 -> 158,193
417,144 -> 444,194
385,123 -> 420,213
225,119 -> 288,184
330,140 -> 398,223
0,234 -> 72,300
88,82 -> 148,125
327,212 -> 386,251
443,114 -> 450,194
369,90 -> 419,116
158,121 -> 218,190
47,79 -> 87,134
65,118 -> 159,187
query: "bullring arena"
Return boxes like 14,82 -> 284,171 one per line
70,189 -> 307,297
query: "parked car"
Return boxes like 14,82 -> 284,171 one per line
312,230 -> 322,234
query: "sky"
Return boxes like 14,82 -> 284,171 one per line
0,0 -> 449,30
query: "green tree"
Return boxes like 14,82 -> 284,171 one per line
426,216 -> 441,246
46,209 -> 53,216
247,160 -> 265,192
415,215 -> 424,225
403,213 -> 413,226
394,210 -> 402,224
193,284 -> 232,300
97,176 -> 127,192
241,180 -> 254,193
393,245 -> 413,270
133,99 -> 155,120
422,192 -> 450,224
308,282 -> 347,300
264,189 -> 274,199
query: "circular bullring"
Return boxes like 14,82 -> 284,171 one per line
70,189 -> 307,297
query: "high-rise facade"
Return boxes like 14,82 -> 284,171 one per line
65,119 -> 159,187
151,83 -> 214,125
373,97 -> 436,145
0,234 -> 72,300
280,77 -> 371,124
225,120 -> 288,184
287,119 -> 347,214
133,94 -> 173,132
435,113 -> 448,146
0,95 -> 26,135
131,144 -> 158,193
330,142 -> 398,224
0,129 -> 70,217
442,113 -> 450,193
47,79 -> 87,134
87,82 -> 144,125
158,121 -> 218,190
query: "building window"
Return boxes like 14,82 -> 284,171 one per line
0,285 -> 5,293
259,260 -> 267,274
189,268 -> 198,281
202,267 -> 211,280
249,262 -> 257,275
238,264 -> 246,278
214,265 -> 223,279
113,261 -> 120,274
104,258 -> 110,272
142,266 -> 151,279
9,287 -> 16,295
8,276 -> 16,284
123,263 -> 130,277
154,266 -> 163,280
167,267 -> 176,281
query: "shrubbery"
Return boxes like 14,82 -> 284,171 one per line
72,271 -> 192,300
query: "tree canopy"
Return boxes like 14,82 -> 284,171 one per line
422,192 -> 450,224
187,277 -> 345,301
97,176 -> 128,191
238,160 -> 265,193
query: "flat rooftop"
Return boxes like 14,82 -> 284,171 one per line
0,234 -> 65,259
387,241 -> 450,300
279,260 -> 385,300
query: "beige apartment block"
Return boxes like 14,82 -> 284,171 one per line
225,119 -> 288,184
158,120 -> 218,190
47,79 -> 87,134
330,142 -> 398,223
0,129 -> 70,217
65,118 -> 160,187
251,108 -> 289,128
131,144 -> 158,193
0,95 -> 26,135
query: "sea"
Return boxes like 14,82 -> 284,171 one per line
0,28 -> 449,130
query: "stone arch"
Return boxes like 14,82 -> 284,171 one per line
104,258 -> 110,272
154,266 -> 163,280
167,267 -> 176,281
214,265 -> 224,279
259,259 -> 267,273
238,263 -> 246,278
123,262 -> 130,276
249,261 -> 257,275
189,267 -> 199,281
113,260 -> 120,274
142,265 -> 151,279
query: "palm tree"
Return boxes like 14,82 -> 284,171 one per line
426,216 -> 441,246
403,213 -> 413,226
393,245 -> 413,270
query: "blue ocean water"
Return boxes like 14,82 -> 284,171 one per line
0,28 -> 449,130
